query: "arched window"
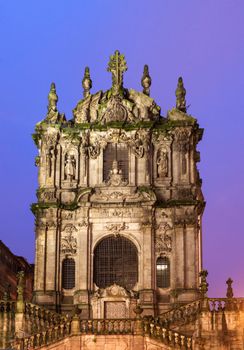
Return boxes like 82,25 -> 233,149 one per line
103,143 -> 129,181
62,258 -> 75,289
94,236 -> 138,290
156,257 -> 170,288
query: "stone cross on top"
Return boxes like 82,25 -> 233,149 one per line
107,50 -> 128,95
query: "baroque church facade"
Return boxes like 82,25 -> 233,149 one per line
32,50 -> 204,319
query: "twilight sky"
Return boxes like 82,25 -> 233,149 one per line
0,0 -> 243,297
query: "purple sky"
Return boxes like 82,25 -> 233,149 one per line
0,1 -> 243,297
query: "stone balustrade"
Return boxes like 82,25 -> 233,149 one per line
80,318 -> 135,335
0,300 -> 16,313
144,318 -> 192,349
208,297 -> 244,312
11,320 -> 71,350
158,299 -> 202,327
24,303 -> 68,332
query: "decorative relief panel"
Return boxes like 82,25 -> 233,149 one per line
105,222 -> 128,236
61,233 -> 77,255
62,223 -> 78,234
155,222 -> 172,255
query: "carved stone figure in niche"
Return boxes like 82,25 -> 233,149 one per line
106,160 -> 128,186
46,148 -> 54,177
64,153 -> 76,181
157,149 -> 168,178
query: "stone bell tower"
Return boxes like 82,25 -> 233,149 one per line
32,50 -> 204,317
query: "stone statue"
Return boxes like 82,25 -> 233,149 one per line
157,149 -> 168,178
175,77 -> 186,112
65,154 -> 76,181
107,160 -> 127,186
82,66 -> 92,98
46,83 -> 65,123
141,64 -> 151,96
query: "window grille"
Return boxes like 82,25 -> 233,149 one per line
156,257 -> 170,288
103,143 -> 129,181
62,258 -> 75,289
94,236 -> 138,290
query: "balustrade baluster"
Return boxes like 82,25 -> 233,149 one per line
180,335 -> 185,346
168,330 -> 173,343
24,337 -> 29,350
174,332 -> 179,345
187,337 -> 192,349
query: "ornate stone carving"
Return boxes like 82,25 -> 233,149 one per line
157,148 -> 168,178
107,50 -> 127,95
106,160 -> 128,186
63,224 -> 78,234
88,139 -> 100,159
91,187 -> 156,203
39,190 -> 56,202
105,222 -> 128,236
61,233 -> 77,255
62,211 -> 73,220
155,234 -> 172,254
102,95 -> 129,123
129,89 -> 160,120
72,51 -> 160,124
90,91 -> 102,122
94,283 -> 129,298
73,95 -> 91,123
155,223 -> 172,254
173,128 -> 191,152
78,220 -> 88,228
37,221 -> 57,229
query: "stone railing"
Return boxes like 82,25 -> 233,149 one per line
24,303 -> 68,334
208,297 -> 244,312
11,320 -> 71,350
158,299 -> 202,327
0,301 -> 16,348
0,300 -> 16,313
80,318 -> 135,335
11,316 -> 192,350
144,319 -> 192,349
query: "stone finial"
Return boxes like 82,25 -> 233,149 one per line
107,50 -> 127,95
16,271 -> 25,301
175,77 -> 186,112
133,304 -> 143,319
199,270 -> 209,297
48,82 -> 58,112
82,66 -> 92,98
226,278 -> 234,298
16,271 -> 25,313
141,64 -> 151,96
